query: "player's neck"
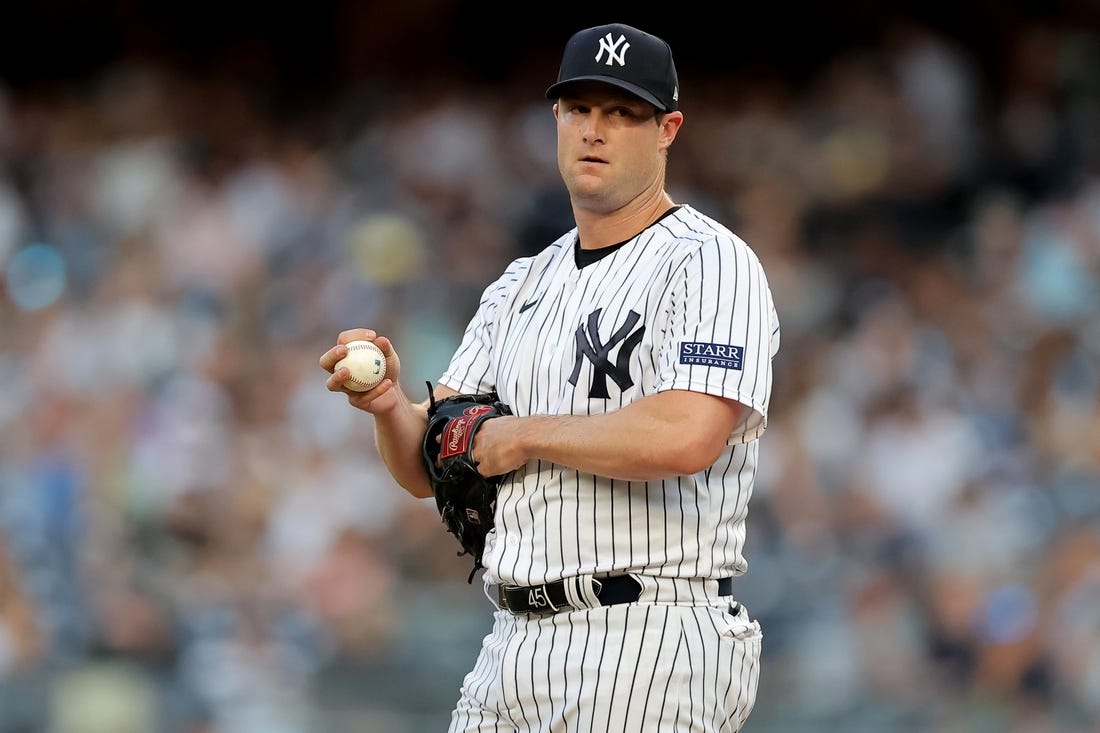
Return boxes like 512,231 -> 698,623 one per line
574,189 -> 676,250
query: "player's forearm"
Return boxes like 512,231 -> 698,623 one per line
517,416 -> 697,480
372,388 -> 434,499
515,392 -> 741,481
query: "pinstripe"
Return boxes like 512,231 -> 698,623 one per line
587,611 -> 610,732
624,605 -> 655,727
651,608 -> 683,728
734,640 -> 751,730
718,625 -> 739,731
527,615 -> 546,727
571,613 -> 590,731
513,613 -> 535,726
543,615 -> 560,728
443,205 -> 774,732
604,607 -> 631,730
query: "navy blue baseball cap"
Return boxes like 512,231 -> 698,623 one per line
545,23 -> 679,112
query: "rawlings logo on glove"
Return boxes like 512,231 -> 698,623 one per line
422,383 -> 513,583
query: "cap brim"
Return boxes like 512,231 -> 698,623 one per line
545,76 -> 670,112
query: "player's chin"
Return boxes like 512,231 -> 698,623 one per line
567,177 -> 612,204
569,165 -> 608,185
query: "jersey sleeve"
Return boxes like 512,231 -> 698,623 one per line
439,258 -> 528,395
654,236 -> 780,443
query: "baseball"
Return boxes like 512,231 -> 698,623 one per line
336,340 -> 387,391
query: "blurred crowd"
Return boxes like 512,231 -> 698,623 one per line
1,18 -> 1099,733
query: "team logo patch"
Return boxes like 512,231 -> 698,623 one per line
680,342 -> 744,370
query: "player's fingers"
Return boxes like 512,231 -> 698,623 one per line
347,379 -> 401,414
372,335 -> 394,356
319,343 -> 349,372
337,328 -> 377,345
325,365 -> 352,390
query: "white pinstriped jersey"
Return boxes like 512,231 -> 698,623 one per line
440,204 -> 779,589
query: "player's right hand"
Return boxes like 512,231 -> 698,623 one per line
320,328 -> 402,413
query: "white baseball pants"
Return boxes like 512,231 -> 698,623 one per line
448,601 -> 762,732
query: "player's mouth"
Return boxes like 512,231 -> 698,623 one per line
579,155 -> 608,164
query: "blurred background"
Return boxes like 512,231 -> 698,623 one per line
1,1 -> 1099,731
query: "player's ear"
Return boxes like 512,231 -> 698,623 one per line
658,110 -> 683,150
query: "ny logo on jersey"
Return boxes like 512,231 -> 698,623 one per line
568,309 -> 645,399
595,33 -> 630,67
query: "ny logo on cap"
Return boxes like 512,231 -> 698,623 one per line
595,33 -> 630,67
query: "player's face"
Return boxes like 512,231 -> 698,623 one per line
554,85 -> 679,214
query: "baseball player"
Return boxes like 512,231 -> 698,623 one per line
322,22 -> 779,732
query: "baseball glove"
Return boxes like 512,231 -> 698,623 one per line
422,382 -> 513,583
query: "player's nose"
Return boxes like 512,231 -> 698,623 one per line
582,115 -> 605,144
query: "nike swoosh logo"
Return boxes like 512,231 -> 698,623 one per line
519,298 -> 540,314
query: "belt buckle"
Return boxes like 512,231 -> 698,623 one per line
496,585 -> 513,612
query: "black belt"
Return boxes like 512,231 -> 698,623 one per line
497,576 -> 734,615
